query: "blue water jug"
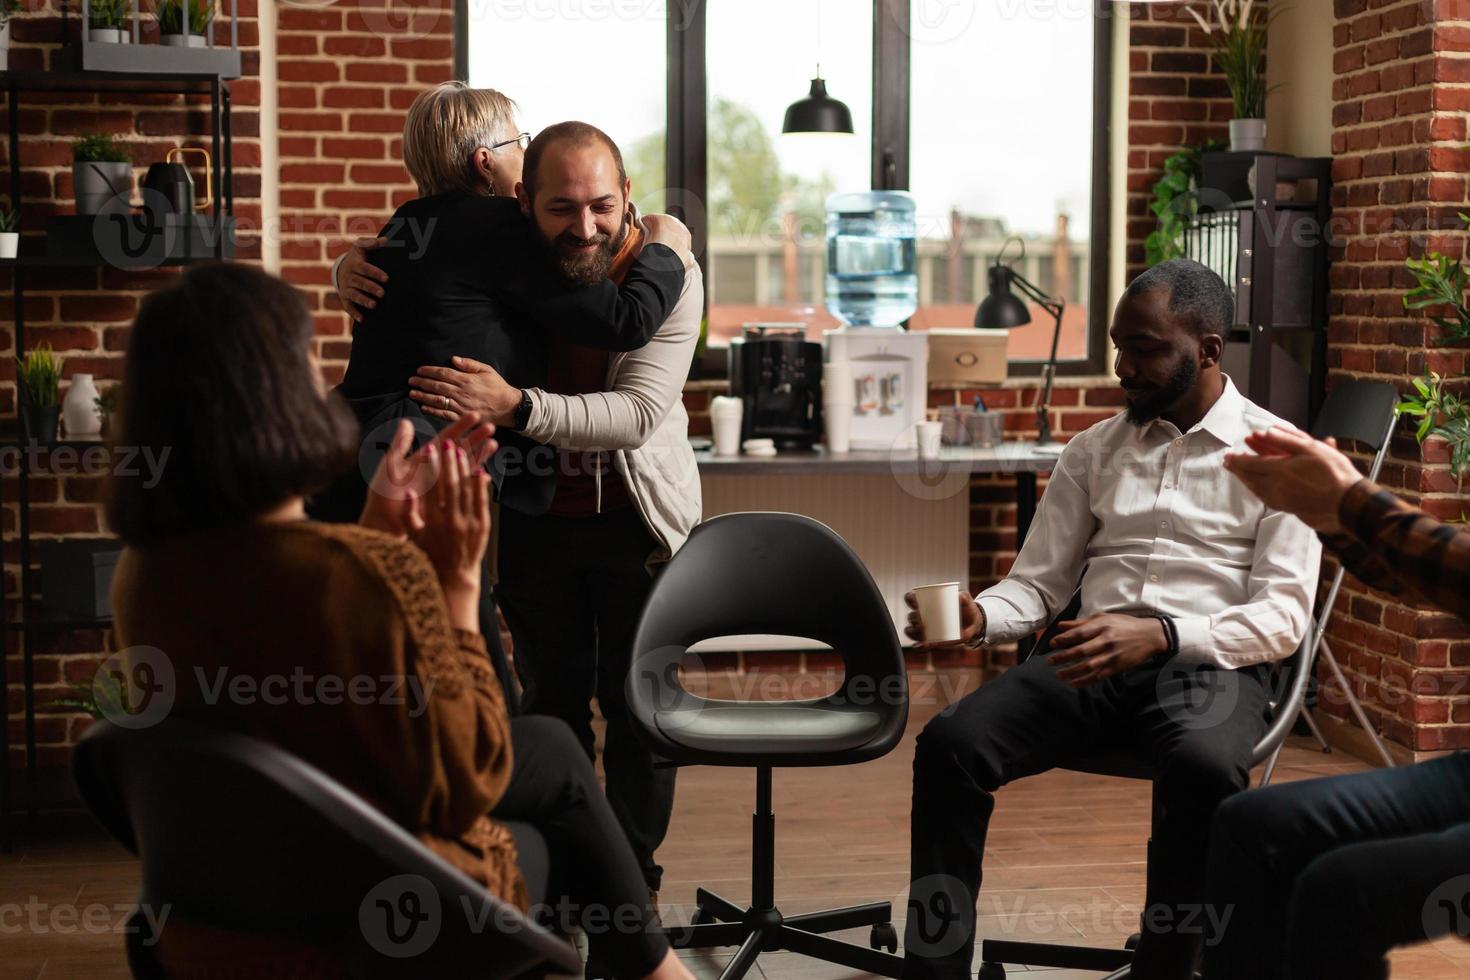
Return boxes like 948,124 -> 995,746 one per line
824,190 -> 918,328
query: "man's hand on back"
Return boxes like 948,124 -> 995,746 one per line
641,213 -> 693,269
1048,614 -> 1168,688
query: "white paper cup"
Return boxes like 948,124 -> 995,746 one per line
916,420 -> 943,459
825,405 -> 851,454
710,396 -> 744,456
823,361 -> 855,406
911,582 -> 962,644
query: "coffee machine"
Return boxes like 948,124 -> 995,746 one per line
728,324 -> 823,451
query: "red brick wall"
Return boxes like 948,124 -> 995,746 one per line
1322,0 -> 1470,755
1,1 -> 264,768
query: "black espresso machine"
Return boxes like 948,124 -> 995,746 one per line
728,324 -> 823,451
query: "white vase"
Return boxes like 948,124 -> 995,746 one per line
1229,118 -> 1267,153
1,20 -> 11,71
63,374 -> 103,440
89,27 -> 127,43
0,233 -> 16,259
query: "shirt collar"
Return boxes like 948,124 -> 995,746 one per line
1143,375 -> 1249,445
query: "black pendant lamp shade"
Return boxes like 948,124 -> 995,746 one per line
782,75 -> 854,135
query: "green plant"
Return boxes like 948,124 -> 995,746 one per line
1144,142 -> 1224,267
94,383 -> 121,421
72,132 -> 130,165
0,208 -> 16,233
88,0 -> 130,31
149,0 -> 215,35
42,664 -> 125,720
1,0 -> 23,28
15,344 -> 63,408
1403,213 -> 1470,346
1399,371 -> 1470,482
1188,0 -> 1270,119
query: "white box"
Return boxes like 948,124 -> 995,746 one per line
823,328 -> 929,450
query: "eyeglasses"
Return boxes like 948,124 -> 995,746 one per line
489,132 -> 531,152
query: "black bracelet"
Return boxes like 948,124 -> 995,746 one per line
1152,612 -> 1179,660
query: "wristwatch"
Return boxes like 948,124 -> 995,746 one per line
508,389 -> 533,431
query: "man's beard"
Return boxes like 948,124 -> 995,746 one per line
543,213 -> 627,286
1123,355 -> 1198,426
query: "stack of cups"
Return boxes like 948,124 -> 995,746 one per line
710,395 -> 744,456
823,361 -> 854,454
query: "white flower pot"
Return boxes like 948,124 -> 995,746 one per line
1229,118 -> 1267,153
161,33 -> 207,47
0,232 -> 17,260
89,27 -> 128,43
63,374 -> 103,440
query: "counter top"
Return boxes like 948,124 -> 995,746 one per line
694,441 -> 1062,476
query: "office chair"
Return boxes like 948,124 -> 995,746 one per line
626,512 -> 910,980
73,718 -> 580,979
1257,378 -> 1402,781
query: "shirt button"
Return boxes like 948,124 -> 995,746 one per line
1163,483 -> 1174,490
1173,439 -> 1184,447
1149,575 -> 1160,583
1160,521 -> 1168,528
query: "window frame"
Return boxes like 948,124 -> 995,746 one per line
454,0 -> 1112,376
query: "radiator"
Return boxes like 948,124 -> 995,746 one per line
693,473 -> 970,653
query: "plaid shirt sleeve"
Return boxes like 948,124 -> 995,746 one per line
1320,479 -> 1470,622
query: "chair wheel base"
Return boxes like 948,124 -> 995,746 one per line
869,922 -> 898,953
978,963 -> 1006,980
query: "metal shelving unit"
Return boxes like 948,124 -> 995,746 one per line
0,68 -> 236,850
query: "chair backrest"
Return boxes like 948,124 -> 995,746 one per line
1311,379 -> 1400,454
628,512 -> 908,764
73,718 -> 578,980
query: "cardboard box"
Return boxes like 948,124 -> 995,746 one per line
926,329 -> 1010,386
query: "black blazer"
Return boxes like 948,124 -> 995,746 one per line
322,192 -> 685,518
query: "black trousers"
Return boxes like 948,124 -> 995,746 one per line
904,652 -> 1271,980
496,506 -> 676,892
494,715 -> 669,978
1203,751 -> 1470,980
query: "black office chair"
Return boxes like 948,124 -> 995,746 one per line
73,718 -> 581,979
627,512 -> 909,980
1254,378 -> 1402,779
977,573 -> 1320,976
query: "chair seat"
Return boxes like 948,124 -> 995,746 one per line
656,702 -> 885,757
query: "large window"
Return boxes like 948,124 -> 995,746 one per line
460,1 -> 1108,370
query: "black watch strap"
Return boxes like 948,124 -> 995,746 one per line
509,390 -> 533,431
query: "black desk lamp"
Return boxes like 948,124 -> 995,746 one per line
975,237 -> 1065,446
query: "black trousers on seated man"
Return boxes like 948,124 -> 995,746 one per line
495,505 -> 676,894
904,650 -> 1272,980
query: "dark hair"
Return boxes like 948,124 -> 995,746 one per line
105,263 -> 360,547
1123,259 -> 1235,337
521,120 -> 627,201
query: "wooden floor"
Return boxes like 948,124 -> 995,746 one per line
2,669 -> 1467,979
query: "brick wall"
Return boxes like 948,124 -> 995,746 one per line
1,1 -> 264,768
1321,0 -> 1470,756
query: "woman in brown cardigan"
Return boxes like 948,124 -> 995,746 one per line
104,262 -> 690,980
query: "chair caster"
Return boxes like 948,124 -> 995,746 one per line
1124,932 -> 1140,951
978,963 -> 1005,979
869,922 -> 898,953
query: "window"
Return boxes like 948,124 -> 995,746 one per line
704,0 -> 872,346
459,1 -> 1109,371
464,6 -> 666,214
904,1 -> 1096,362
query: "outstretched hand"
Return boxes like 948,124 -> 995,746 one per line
1223,426 -> 1364,532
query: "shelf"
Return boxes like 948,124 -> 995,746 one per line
0,68 -> 231,95
0,438 -> 108,451
3,603 -> 113,633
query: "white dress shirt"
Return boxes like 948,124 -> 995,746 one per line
977,377 -> 1321,669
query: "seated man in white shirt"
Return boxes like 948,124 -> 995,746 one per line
901,260 -> 1322,980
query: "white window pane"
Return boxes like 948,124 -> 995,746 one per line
466,8 -> 666,212
907,3 -> 1094,360
707,0 -> 872,346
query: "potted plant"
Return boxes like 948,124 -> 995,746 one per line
0,207 -> 17,260
72,133 -> 132,215
16,344 -> 63,444
150,0 -> 214,47
94,383 -> 121,438
88,0 -> 131,43
0,0 -> 22,70
1189,0 -> 1270,152
1398,215 -> 1470,488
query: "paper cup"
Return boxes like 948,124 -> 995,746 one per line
825,405 -> 851,454
911,582 -> 962,644
916,420 -> 943,459
710,396 -> 744,456
823,361 -> 855,406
